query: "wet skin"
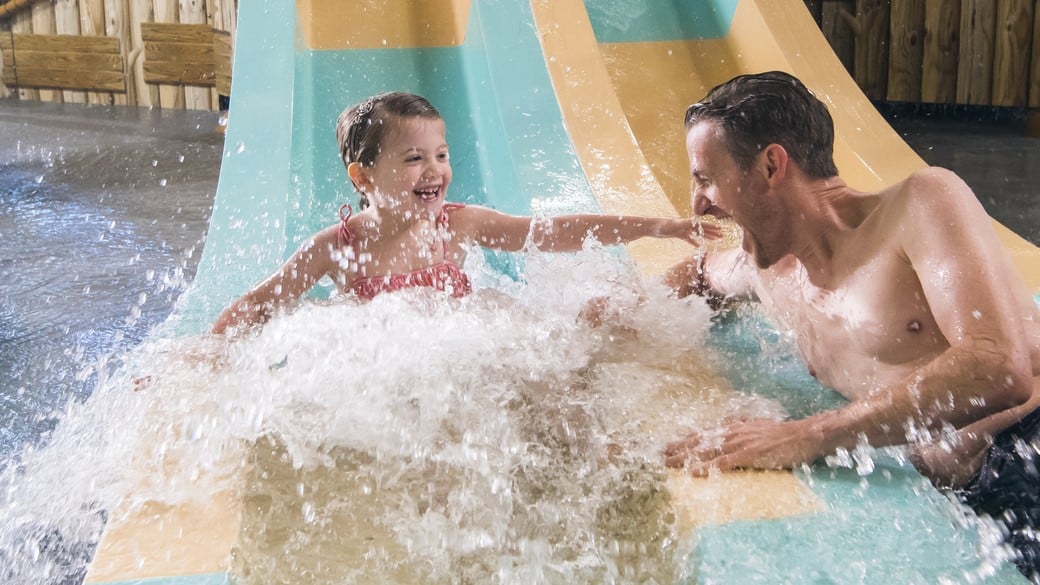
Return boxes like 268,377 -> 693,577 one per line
663,120 -> 1040,479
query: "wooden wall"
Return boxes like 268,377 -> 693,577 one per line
3,1 -> 1037,111
807,0 -> 1040,108
0,0 -> 236,110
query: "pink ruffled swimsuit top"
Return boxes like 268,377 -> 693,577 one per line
337,202 -> 473,300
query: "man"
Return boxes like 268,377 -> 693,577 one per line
661,71 -> 1040,578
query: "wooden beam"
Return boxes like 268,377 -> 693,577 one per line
103,0 -> 132,105
213,29 -> 231,97
30,0 -> 60,102
0,33 -> 121,53
921,0 -> 960,104
887,0 -> 925,102
1,33 -> 126,92
821,0 -> 856,75
991,0 -> 1034,107
10,7 -> 38,100
142,60 -> 215,85
956,0 -> 996,105
54,0 -> 85,103
141,22 -> 214,42
129,0 -> 159,107
80,0 -> 111,105
2,66 -> 126,91
152,0 -> 184,109
2,48 -> 124,72
179,0 -> 211,110
1031,0 -> 1040,109
141,23 -> 218,87
851,0 -> 891,100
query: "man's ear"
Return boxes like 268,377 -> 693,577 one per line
761,143 -> 789,184
347,162 -> 371,192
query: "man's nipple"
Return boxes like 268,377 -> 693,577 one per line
906,320 -> 922,333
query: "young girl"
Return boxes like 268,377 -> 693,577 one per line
211,92 -> 720,335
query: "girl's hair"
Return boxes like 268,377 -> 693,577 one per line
335,92 -> 442,208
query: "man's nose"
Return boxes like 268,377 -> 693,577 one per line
692,191 -> 713,216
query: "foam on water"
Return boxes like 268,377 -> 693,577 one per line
0,246 -> 790,584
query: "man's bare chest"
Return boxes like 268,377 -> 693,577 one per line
756,259 -> 947,392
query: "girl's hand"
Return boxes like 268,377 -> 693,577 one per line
659,218 -> 724,245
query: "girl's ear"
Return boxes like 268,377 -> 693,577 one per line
347,162 -> 372,192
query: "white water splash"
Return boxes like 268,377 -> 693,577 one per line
0,246 -> 788,584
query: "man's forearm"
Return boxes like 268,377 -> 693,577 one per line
808,341 -> 1030,454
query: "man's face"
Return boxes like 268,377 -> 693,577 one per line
685,120 -> 777,269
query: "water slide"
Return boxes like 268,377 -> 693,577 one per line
84,0 -> 1040,583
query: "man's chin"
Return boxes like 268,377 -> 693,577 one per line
743,234 -> 774,269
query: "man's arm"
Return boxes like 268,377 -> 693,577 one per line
661,246 -> 757,303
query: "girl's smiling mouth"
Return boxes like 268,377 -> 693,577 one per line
414,185 -> 442,202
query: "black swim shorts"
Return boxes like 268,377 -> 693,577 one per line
958,407 -> 1040,582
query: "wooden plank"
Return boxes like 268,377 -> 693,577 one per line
80,0 -> 111,104
213,30 -> 232,96
1,34 -> 126,93
104,0 -> 132,105
956,0 -> 996,105
209,0 -> 235,107
152,0 -> 185,110
178,0 -> 211,110
821,0 -> 856,75
141,22 -> 215,43
922,0 -> 960,104
31,0 -> 60,102
991,0 -> 1034,107
54,0 -> 85,103
128,0 -> 159,107
1031,0 -> 1040,108
10,8 -> 38,101
851,0 -> 890,100
3,49 -> 123,72
0,30 -> 8,100
1,33 -> 120,53
887,0 -> 925,102
144,40 -> 215,63
2,68 -> 126,92
143,60 -> 216,86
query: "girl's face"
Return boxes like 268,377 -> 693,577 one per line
364,116 -> 452,217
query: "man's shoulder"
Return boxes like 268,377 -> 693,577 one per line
880,166 -> 976,217
895,166 -> 970,201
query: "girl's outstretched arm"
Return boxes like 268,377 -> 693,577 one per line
211,226 -> 341,335
453,205 -> 722,252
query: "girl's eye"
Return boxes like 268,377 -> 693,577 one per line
405,155 -> 422,163
438,152 -> 450,161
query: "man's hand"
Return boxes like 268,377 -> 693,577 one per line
662,418 -> 825,475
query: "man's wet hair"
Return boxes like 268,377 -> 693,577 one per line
684,71 -> 839,179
